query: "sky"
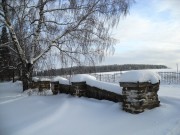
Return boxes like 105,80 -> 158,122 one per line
101,0 -> 180,69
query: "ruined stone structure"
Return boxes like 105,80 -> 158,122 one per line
120,81 -> 160,114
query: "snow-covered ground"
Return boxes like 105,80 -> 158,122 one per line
0,81 -> 180,135
92,68 -> 176,75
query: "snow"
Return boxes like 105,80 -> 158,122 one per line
51,76 -> 70,85
120,70 -> 161,84
158,85 -> 180,99
1,81 -> 180,135
23,89 -> 53,96
70,74 -> 121,94
32,77 -> 39,82
39,78 -> 51,81
87,79 -> 121,94
70,74 -> 96,82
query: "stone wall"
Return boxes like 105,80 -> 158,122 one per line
51,81 -> 59,95
50,81 -> 122,103
38,81 -> 51,92
59,84 -> 73,95
120,81 -> 160,114
86,85 -> 122,103
31,78 -> 160,114
30,81 -> 39,89
71,82 -> 86,97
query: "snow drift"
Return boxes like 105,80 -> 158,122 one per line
0,80 -> 180,135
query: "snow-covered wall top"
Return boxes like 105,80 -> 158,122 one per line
39,78 -> 51,81
32,77 -> 39,82
87,79 -> 121,94
70,74 -> 121,94
70,74 -> 96,83
51,76 -> 70,85
120,70 -> 161,84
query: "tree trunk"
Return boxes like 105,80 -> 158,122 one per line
22,63 -> 33,91
12,69 -> 15,82
22,75 -> 29,91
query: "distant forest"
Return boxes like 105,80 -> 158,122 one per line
35,64 -> 168,76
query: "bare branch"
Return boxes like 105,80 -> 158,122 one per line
44,20 -> 74,26
0,42 -> 18,54
31,0 -> 46,60
0,12 -> 5,17
32,45 -> 51,62
43,6 -> 87,13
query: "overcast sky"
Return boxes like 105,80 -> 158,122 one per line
101,0 -> 180,69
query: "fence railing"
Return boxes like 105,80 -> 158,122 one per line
91,72 -> 180,85
37,72 -> 180,85
158,72 -> 180,84
91,73 -> 122,84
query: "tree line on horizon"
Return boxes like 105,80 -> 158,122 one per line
36,64 -> 168,76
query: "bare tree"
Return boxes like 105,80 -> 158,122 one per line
0,0 -> 134,91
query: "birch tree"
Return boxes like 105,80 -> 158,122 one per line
0,0 -> 134,91
0,26 -> 10,80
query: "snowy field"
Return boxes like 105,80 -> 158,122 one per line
91,68 -> 176,75
0,81 -> 180,135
